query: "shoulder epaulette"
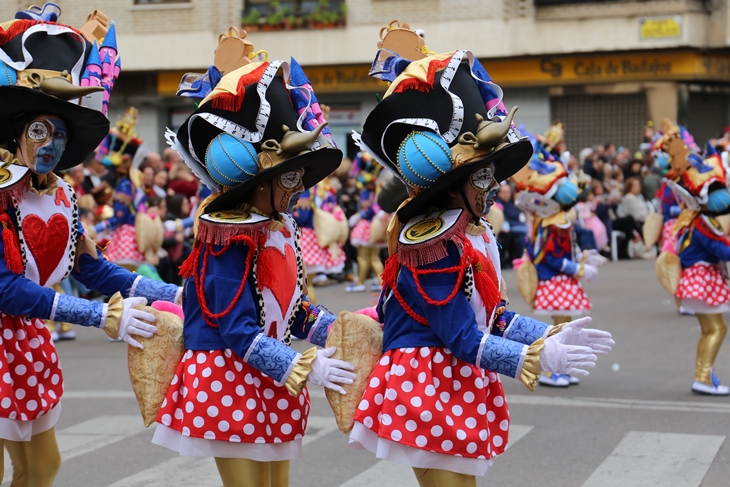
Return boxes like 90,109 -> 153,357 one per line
398,208 -> 466,267
0,164 -> 30,210
196,209 -> 271,246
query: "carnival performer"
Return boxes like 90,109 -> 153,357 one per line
291,179 -> 347,304
660,129 -> 730,395
347,23 -> 613,486
346,171 -> 388,292
153,41 -> 356,487
649,120 -> 691,252
514,151 -> 605,387
0,7 -> 183,485
94,107 -> 160,271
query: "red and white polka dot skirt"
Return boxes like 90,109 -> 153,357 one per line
533,275 -> 591,314
157,349 -> 310,444
353,347 -> 510,460
0,314 -> 63,423
349,219 -> 372,248
105,224 -> 145,265
675,263 -> 730,306
299,227 -> 346,272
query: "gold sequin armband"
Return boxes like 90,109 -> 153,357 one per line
284,347 -> 318,396
102,292 -> 124,339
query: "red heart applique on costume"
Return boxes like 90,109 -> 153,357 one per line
257,244 -> 298,317
22,213 -> 69,286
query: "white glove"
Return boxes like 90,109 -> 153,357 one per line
119,297 -> 157,349
582,263 -> 599,282
307,347 -> 356,394
539,336 -> 597,376
584,249 -> 607,268
553,317 -> 614,355
163,220 -> 177,232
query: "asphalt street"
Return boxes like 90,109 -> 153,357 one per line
6,259 -> 730,487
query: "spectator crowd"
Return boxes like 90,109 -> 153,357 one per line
57,117 -> 730,301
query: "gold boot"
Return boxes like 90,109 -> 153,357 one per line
692,313 -> 729,395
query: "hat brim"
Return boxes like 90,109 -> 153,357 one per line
0,86 -> 109,170
398,139 -> 533,222
204,148 -> 343,214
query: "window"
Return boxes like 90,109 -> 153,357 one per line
242,0 -> 347,28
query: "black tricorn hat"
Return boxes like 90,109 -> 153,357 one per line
359,61 -> 533,222
171,64 -> 342,214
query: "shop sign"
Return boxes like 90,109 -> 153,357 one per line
640,16 -> 682,39
327,108 -> 361,126
157,51 -> 730,96
304,65 -> 384,93
486,51 -> 730,86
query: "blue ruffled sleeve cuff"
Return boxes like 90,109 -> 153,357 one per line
243,333 -> 300,384
476,334 -> 528,379
306,306 -> 337,347
50,292 -> 105,328
561,259 -> 578,276
503,314 -> 551,345
130,275 -> 182,304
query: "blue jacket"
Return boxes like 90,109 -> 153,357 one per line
378,241 -> 551,380
527,218 -> 578,281
678,215 -> 730,268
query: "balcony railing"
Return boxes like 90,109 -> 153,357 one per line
242,0 -> 346,31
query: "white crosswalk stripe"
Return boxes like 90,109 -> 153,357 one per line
338,424 -> 534,487
106,416 -> 340,487
2,415 -> 145,484
581,431 -> 726,487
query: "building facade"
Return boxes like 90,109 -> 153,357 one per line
5,0 -> 728,154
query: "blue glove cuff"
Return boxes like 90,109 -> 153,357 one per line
477,334 -> 527,379
243,334 -> 299,383
504,315 -> 550,345
307,306 -> 336,347
129,275 -> 180,303
51,293 -> 104,328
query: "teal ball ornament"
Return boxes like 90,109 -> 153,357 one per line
707,188 -> 730,213
554,178 -> 579,206
205,133 -> 258,188
397,131 -> 452,188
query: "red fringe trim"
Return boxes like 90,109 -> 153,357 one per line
211,62 -> 270,112
0,20 -> 84,45
0,214 -> 23,275
467,238 -> 501,314
178,243 -> 199,279
0,172 -> 30,211
397,212 -> 468,267
196,218 -> 270,247
391,56 -> 452,94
